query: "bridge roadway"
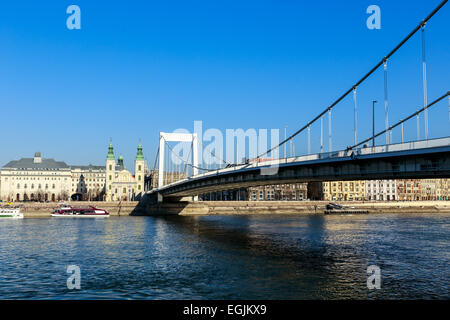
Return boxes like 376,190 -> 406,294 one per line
149,137 -> 450,198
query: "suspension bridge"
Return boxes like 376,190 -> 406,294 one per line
143,0 -> 450,203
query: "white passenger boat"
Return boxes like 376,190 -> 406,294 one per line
0,208 -> 24,219
51,204 -> 109,218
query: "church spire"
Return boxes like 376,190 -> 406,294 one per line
107,138 -> 115,160
136,139 -> 144,160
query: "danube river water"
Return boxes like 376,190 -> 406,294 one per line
0,213 -> 448,299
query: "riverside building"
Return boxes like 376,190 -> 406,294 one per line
0,141 -> 148,202
322,181 -> 366,201
365,180 -> 397,201
248,183 -> 308,201
0,152 -> 104,202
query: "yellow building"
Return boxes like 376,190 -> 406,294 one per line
322,181 -> 366,201
436,179 -> 449,200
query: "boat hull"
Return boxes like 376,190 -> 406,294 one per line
51,214 -> 109,218
0,214 -> 24,219
0,209 -> 24,219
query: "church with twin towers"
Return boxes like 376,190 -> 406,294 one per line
105,140 -> 147,201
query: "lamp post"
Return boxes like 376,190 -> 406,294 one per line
372,100 -> 378,148
284,126 -> 288,159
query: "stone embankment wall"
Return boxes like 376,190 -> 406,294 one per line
5,200 -> 450,217
132,199 -> 450,216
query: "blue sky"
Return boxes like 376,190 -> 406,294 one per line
0,0 -> 449,169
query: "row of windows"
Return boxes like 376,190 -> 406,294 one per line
108,164 -> 142,171
16,184 -> 56,189
251,191 -> 304,201
6,177 -> 67,181
9,170 -> 64,173
367,189 -> 396,194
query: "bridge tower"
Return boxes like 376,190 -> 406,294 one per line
105,139 -> 115,201
158,132 -> 199,189
135,140 -> 145,197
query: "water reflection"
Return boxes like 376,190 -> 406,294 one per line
0,213 -> 448,299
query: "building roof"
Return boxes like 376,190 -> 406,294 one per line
3,158 -> 70,169
70,164 -> 105,170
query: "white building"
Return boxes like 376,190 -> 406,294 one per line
0,141 -> 147,202
0,152 -> 75,202
365,180 -> 397,201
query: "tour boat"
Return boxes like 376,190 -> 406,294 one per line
0,208 -> 24,219
51,204 -> 110,218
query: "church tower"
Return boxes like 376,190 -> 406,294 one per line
106,139 -> 115,201
135,140 -> 145,197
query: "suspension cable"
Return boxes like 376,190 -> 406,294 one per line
353,87 -> 358,145
255,0 -> 448,160
164,139 -> 211,172
349,91 -> 449,150
197,138 -> 230,165
422,24 -> 429,140
383,59 -> 390,144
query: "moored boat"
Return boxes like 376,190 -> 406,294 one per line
323,202 -> 369,215
0,208 -> 24,219
51,204 -> 109,218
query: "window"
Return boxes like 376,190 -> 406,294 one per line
109,175 -> 112,181
138,185 -> 141,190
138,165 -> 142,171
109,165 -> 112,170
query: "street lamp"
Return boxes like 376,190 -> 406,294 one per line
284,126 -> 288,159
372,100 -> 378,148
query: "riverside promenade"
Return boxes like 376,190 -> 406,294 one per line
4,200 -> 450,217
133,200 -> 450,216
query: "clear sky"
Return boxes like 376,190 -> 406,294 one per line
0,0 -> 449,169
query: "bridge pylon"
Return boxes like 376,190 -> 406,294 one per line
158,132 -> 199,190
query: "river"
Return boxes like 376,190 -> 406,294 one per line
0,213 -> 448,299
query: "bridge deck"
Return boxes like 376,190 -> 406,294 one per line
149,137 -> 450,197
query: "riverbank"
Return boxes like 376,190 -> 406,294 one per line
134,200 -> 450,216
3,200 -> 450,217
